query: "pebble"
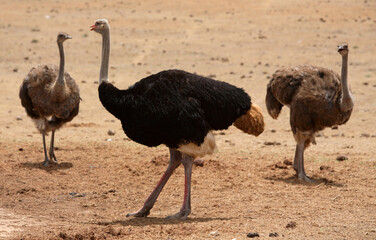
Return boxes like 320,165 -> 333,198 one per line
286,221 -> 297,229
107,129 -> 116,136
69,192 -> 86,197
361,133 -> 370,138
336,155 -> 348,161
283,160 -> 292,165
16,116 -> 22,121
269,232 -> 278,237
193,159 -> 204,167
247,232 -> 259,238
209,231 -> 220,236
264,141 -> 281,146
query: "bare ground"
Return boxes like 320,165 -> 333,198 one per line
0,0 -> 375,239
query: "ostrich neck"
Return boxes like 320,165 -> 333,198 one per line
57,42 -> 65,85
340,54 -> 354,112
99,28 -> 110,83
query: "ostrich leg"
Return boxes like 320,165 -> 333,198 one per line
166,153 -> 194,220
293,135 -> 314,182
49,130 -> 58,163
42,131 -> 50,166
126,148 -> 182,217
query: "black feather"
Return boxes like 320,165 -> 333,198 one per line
99,69 -> 251,148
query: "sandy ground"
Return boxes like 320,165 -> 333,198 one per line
0,0 -> 376,239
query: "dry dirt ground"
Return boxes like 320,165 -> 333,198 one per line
1,0 -> 376,239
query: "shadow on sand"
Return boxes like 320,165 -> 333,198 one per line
97,216 -> 234,227
20,161 -> 73,172
264,175 -> 345,187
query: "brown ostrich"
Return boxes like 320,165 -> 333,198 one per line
265,44 -> 354,182
19,32 -> 80,166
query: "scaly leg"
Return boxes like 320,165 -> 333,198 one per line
49,130 -> 58,163
293,144 -> 299,172
295,138 -> 314,182
166,153 -> 194,220
42,131 -> 50,166
126,148 -> 182,218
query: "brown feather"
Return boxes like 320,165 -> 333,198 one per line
20,64 -> 80,133
266,65 -> 352,136
233,103 -> 265,136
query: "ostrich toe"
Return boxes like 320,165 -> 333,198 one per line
126,209 -> 150,218
297,172 -> 315,183
49,149 -> 58,163
165,210 -> 190,220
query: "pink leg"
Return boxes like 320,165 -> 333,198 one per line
166,153 -> 194,220
126,148 -> 182,218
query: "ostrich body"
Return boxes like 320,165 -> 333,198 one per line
19,33 -> 80,166
91,19 -> 265,219
265,44 -> 353,182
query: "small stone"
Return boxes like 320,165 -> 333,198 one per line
264,141 -> 281,146
269,232 -> 278,237
286,221 -> 297,229
69,192 -> 86,197
247,232 -> 259,238
361,133 -> 370,138
107,138 -> 112,142
58,232 -> 68,239
18,148 -> 24,151
194,159 -> 204,167
16,116 -> 22,121
336,155 -> 348,161
275,162 -> 288,169
331,126 -> 338,130
13,68 -> 18,72
107,129 -> 116,136
320,165 -> 334,172
209,231 -> 220,236
283,160 -> 292,165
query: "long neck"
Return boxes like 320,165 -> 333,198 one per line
99,28 -> 110,83
339,53 -> 354,112
57,41 -> 65,85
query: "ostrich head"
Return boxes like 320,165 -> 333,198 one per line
57,32 -> 72,43
90,19 -> 110,34
337,43 -> 349,56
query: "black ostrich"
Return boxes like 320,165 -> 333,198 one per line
91,19 -> 265,219
19,33 -> 80,166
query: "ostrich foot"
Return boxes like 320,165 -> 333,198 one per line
165,210 -> 190,220
297,173 -> 315,183
126,209 -> 150,218
49,150 -> 58,164
43,157 -> 50,167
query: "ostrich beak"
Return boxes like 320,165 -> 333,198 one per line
90,24 -> 96,31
